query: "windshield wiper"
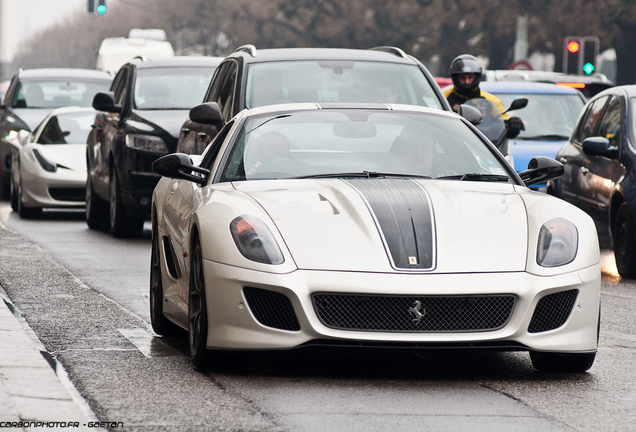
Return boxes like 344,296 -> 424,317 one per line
437,173 -> 510,182
517,134 -> 570,141
294,171 -> 432,180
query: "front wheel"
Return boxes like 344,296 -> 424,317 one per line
109,169 -> 144,238
17,179 -> 41,219
613,203 -> 636,279
189,237 -> 209,369
150,218 -> 179,335
530,351 -> 596,373
86,172 -> 109,230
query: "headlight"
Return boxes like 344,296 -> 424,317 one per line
230,215 -> 284,265
125,134 -> 168,153
32,149 -> 57,173
537,218 -> 578,267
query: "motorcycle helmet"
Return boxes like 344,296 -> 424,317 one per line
450,54 -> 483,96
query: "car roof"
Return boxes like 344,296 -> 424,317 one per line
17,68 -> 112,80
480,81 -> 584,95
226,46 -> 419,66
238,102 -> 457,120
130,56 -> 224,69
591,84 -> 636,98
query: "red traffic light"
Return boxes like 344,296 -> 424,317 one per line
567,40 -> 580,53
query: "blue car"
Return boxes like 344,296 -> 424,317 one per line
480,82 -> 587,191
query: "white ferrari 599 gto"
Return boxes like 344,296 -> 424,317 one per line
151,102 -> 600,373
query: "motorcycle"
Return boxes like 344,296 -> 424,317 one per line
462,97 -> 527,165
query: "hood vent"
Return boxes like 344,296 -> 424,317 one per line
345,179 -> 435,270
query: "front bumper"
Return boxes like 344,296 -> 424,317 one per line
202,261 -> 601,353
21,166 -> 86,209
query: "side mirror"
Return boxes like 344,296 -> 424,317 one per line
458,104 -> 483,125
17,129 -> 30,146
92,91 -> 122,113
582,136 -> 618,159
518,156 -> 564,187
152,153 -> 210,186
189,102 -> 224,125
506,98 -> 528,113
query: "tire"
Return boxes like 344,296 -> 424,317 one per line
189,236 -> 209,369
530,350 -> 596,373
85,172 -> 109,230
10,168 -> 18,211
613,203 -> 636,279
17,179 -> 41,219
150,218 -> 179,335
109,169 -> 143,238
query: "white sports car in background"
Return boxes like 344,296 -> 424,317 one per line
151,102 -> 601,373
10,107 -> 95,218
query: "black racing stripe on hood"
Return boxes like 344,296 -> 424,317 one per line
345,178 -> 434,270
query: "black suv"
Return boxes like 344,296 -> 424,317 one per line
86,56 -> 221,237
0,68 -> 112,198
176,45 -> 451,155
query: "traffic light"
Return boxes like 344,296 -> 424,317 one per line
563,36 -> 581,75
582,37 -> 599,75
87,0 -> 107,16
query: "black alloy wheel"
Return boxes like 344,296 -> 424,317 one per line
85,170 -> 109,230
17,178 -> 41,219
189,236 -> 209,368
150,217 -> 179,335
109,168 -> 143,238
529,350 -> 596,373
613,203 -> 636,279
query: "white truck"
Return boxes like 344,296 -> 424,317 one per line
96,29 -> 175,73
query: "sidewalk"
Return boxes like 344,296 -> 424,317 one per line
0,289 -> 99,431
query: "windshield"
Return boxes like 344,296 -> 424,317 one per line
36,111 -> 95,145
493,93 -> 585,139
220,109 -> 510,183
245,61 -> 443,110
12,79 -> 110,109
134,67 -> 216,109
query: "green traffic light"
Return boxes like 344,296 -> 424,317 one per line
583,63 -> 594,75
97,4 -> 106,14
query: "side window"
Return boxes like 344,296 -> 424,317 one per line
204,63 -> 229,103
577,96 -> 608,143
216,62 -> 238,122
201,121 -> 234,171
112,69 -> 129,106
37,116 -> 64,144
597,97 -> 622,150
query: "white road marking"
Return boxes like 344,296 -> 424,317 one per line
118,328 -> 179,358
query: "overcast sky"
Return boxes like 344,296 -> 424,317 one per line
1,0 -> 84,61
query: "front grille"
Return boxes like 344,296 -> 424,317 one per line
49,187 -> 85,202
243,287 -> 300,331
528,289 -> 578,333
313,293 -> 515,332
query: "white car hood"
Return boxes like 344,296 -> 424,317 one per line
236,179 -> 528,273
33,144 -> 87,172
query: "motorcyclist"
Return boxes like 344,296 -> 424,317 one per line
443,54 -> 524,139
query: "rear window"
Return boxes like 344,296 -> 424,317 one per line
12,79 -> 111,109
245,61 -> 443,110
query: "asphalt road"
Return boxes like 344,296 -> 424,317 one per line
1,202 -> 635,432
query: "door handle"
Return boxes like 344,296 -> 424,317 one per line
580,167 -> 590,175
181,127 -> 189,133
91,124 -> 103,131
559,157 -> 567,164
198,132 -> 207,138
